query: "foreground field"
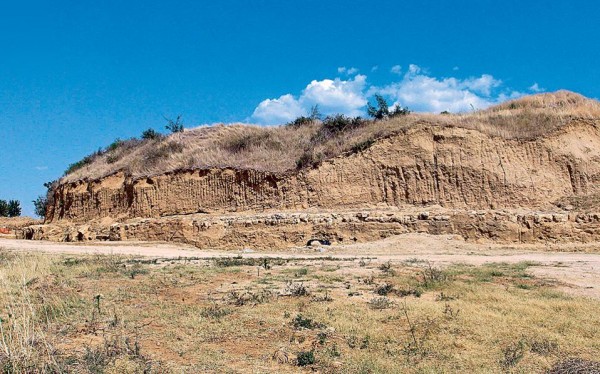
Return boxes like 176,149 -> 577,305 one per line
1,238 -> 600,373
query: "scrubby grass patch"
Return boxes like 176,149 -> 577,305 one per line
0,252 -> 599,373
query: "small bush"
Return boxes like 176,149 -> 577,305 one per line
165,115 -> 184,133
32,195 -> 48,218
397,288 -> 422,297
286,116 -> 314,128
367,94 -> 410,120
292,314 -> 323,330
368,297 -> 393,310
286,282 -> 310,297
106,138 -> 123,153
321,114 -> 366,135
379,261 -> 395,275
367,94 -> 389,120
141,128 -> 163,140
296,350 -> 315,366
420,263 -> 449,288
64,150 -> 102,175
374,283 -> 394,296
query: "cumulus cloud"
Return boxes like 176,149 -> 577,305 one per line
251,94 -> 305,125
250,75 -> 368,124
250,64 -> 529,123
390,65 -> 402,75
376,64 -> 522,113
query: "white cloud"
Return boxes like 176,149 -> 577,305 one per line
371,65 -> 379,72
250,64 -> 527,123
377,65 -> 522,113
250,75 -> 368,124
34,166 -> 48,171
529,83 -> 544,92
390,65 -> 402,75
453,66 -> 459,71
301,75 -> 367,116
338,66 -> 359,75
250,94 -> 305,125
407,64 -> 422,75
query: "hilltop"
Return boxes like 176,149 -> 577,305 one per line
61,90 -> 600,183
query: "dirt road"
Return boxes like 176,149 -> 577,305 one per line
2,234 -> 599,298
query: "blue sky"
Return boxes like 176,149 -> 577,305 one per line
1,0 -> 599,216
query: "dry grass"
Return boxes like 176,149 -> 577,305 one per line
1,249 -> 599,373
62,91 -> 600,183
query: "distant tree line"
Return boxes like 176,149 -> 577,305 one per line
0,199 -> 21,217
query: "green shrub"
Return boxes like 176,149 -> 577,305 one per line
164,115 -> 184,133
141,128 -> 162,140
321,114 -> 366,135
106,138 -> 123,152
367,94 -> 410,120
296,351 -> 315,366
64,151 -> 101,175
367,94 -> 389,120
286,116 -> 314,127
33,195 -> 47,218
292,314 -> 322,329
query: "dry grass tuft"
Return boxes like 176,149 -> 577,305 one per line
61,91 -> 600,183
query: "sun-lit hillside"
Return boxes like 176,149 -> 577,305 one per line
61,91 -> 600,183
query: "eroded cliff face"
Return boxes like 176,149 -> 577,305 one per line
46,121 -> 600,224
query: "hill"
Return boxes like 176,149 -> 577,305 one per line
19,91 -> 600,247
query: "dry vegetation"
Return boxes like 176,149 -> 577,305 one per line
62,90 -> 600,183
1,249 -> 599,373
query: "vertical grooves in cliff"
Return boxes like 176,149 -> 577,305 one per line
47,122 -> 600,223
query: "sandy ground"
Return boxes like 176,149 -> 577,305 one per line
1,234 -> 599,299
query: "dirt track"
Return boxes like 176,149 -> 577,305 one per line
1,233 -> 599,299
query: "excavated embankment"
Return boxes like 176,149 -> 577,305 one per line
21,120 -> 600,247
